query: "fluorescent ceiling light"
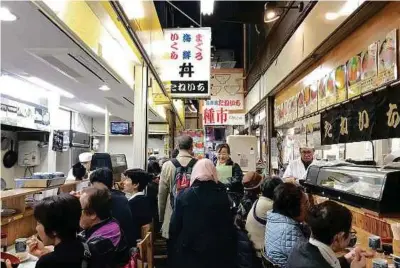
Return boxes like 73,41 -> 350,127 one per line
81,102 -> 108,114
99,85 -> 111,91
120,0 -> 145,20
201,0 -> 214,16
25,76 -> 74,98
0,7 -> 17,21
325,12 -> 339,21
0,75 -> 46,102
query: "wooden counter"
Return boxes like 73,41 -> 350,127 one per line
312,195 -> 400,239
0,179 -> 89,246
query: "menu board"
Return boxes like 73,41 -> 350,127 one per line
179,129 -> 205,158
318,76 -> 328,110
326,71 -> 336,107
297,89 -> 305,118
347,54 -> 362,98
361,42 -> 378,93
377,29 -> 398,86
305,82 -> 318,115
335,64 -> 347,103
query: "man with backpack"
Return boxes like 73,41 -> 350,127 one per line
158,136 -> 197,262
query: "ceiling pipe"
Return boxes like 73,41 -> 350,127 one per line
109,1 -> 184,127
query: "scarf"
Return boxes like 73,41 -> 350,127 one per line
190,159 -> 219,186
309,238 -> 341,268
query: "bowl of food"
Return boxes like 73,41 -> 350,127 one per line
1,252 -> 20,268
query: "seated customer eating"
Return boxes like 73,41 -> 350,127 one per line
287,201 -> 369,268
26,194 -> 84,268
123,168 -> 153,242
265,183 -> 309,267
79,187 -> 129,268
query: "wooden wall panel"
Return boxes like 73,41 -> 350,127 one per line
275,2 -> 400,105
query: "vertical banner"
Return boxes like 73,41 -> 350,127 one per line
163,28 -> 211,99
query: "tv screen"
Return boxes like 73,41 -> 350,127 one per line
110,122 -> 130,135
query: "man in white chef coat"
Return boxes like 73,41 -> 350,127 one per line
66,152 -> 93,181
283,147 -> 315,183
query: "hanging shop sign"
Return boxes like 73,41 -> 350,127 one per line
163,28 -> 212,99
321,87 -> 400,145
0,95 -> 50,131
207,69 -> 244,110
203,107 -> 245,126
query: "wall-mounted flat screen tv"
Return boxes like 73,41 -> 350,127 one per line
110,122 -> 130,135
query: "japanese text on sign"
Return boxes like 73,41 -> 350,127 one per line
164,28 -> 211,98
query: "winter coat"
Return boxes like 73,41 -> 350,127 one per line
110,189 -> 136,248
245,196 -> 273,252
287,242 -> 350,268
236,229 -> 262,268
79,218 -> 129,268
169,180 -> 236,268
158,151 -> 195,239
128,192 -> 153,243
264,212 -> 307,268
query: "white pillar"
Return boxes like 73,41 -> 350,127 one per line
47,92 -> 60,172
104,105 -> 110,153
133,65 -> 148,169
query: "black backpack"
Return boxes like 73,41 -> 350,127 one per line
169,158 -> 197,209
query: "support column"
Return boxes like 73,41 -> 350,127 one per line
104,105 -> 110,153
133,65 -> 149,169
265,97 -> 274,175
47,93 -> 60,172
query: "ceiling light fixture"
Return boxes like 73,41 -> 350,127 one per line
264,2 -> 304,24
81,102 -> 109,114
325,12 -> 339,21
119,0 -> 145,20
0,7 -> 17,21
99,85 -> 111,91
25,76 -> 74,98
201,0 -> 215,16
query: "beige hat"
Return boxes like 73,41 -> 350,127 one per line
79,152 -> 92,163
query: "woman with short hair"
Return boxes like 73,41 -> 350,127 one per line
264,183 -> 310,267
287,201 -> 369,268
27,194 -> 84,268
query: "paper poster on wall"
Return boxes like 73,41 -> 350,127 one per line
326,70 -> 336,107
347,53 -> 362,99
361,42 -> 378,93
377,29 -> 398,86
289,96 -> 297,122
305,82 -> 318,115
297,89 -> 305,118
335,64 -> 347,103
318,76 -> 328,110
163,28 -> 211,99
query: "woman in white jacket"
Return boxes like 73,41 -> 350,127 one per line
245,176 -> 282,255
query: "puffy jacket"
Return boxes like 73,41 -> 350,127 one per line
264,212 -> 307,268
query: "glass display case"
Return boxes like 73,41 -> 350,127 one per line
303,165 -> 400,214
111,154 -> 127,182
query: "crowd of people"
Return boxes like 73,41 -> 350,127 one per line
5,135 -> 374,268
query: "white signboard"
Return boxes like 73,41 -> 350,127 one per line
163,28 -> 211,99
205,69 -> 244,110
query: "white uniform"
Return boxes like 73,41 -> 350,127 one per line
283,158 -> 313,181
65,152 -> 93,181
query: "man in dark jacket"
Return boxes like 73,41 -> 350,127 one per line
89,168 -> 136,248
287,201 -> 369,268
